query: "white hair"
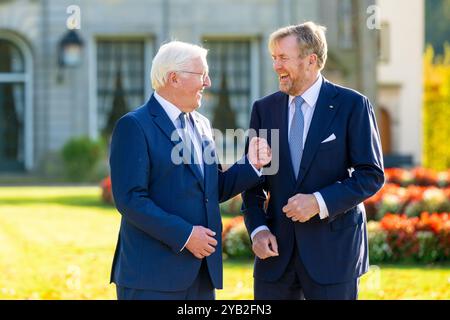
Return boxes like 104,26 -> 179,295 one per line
151,41 -> 208,90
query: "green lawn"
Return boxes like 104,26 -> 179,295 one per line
0,186 -> 448,300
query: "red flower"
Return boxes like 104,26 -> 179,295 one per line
100,176 -> 114,204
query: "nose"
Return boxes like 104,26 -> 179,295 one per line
273,58 -> 282,71
203,74 -> 211,88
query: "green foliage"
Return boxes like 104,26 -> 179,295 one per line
375,195 -> 404,220
61,136 -> 105,182
423,45 -> 450,170
415,231 -> 441,263
220,195 -> 243,216
223,221 -> 253,259
368,221 -> 392,263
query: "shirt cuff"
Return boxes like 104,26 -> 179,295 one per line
250,225 -> 270,241
313,192 -> 329,219
247,155 -> 263,177
180,226 -> 194,252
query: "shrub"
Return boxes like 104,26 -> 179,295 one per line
423,45 -> 450,171
222,216 -> 253,259
376,194 -> 405,220
61,136 -> 104,182
220,195 -> 243,216
379,213 -> 449,262
364,181 -> 450,220
367,221 -> 392,263
220,212 -> 449,263
415,231 -> 440,263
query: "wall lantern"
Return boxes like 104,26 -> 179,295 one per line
58,29 -> 84,68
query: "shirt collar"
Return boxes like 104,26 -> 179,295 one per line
288,74 -> 323,109
153,91 -> 183,124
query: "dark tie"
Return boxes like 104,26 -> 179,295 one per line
289,96 -> 305,179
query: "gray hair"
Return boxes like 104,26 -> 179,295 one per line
151,41 -> 208,90
268,21 -> 328,70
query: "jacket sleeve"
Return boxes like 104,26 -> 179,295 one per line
318,96 -> 385,219
110,115 -> 193,253
240,101 -> 271,235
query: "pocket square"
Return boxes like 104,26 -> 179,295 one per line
321,133 -> 336,143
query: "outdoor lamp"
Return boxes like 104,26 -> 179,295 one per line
58,29 -> 84,68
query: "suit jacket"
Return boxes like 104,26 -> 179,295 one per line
110,94 -> 261,291
242,78 -> 385,285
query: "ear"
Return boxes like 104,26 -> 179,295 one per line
168,71 -> 179,87
309,54 -> 318,66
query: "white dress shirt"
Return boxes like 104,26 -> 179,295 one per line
250,74 -> 330,241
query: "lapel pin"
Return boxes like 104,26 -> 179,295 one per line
329,105 -> 334,109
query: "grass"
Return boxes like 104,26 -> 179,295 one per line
0,186 -> 449,300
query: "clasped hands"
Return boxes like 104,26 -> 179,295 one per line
252,193 -> 320,260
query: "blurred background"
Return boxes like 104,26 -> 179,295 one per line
0,0 -> 448,300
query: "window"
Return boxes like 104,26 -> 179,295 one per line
96,40 -> 146,137
201,40 -> 252,132
0,38 -> 26,171
201,39 -> 257,164
338,0 -> 354,49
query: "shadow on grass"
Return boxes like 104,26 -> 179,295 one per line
370,262 -> 450,269
0,196 -> 114,209
222,258 -> 450,269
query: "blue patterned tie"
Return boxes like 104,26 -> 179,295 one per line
179,112 -> 203,176
289,96 -> 305,179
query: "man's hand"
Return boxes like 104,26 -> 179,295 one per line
248,137 -> 272,170
252,230 -> 279,259
185,226 -> 218,259
282,193 -> 319,223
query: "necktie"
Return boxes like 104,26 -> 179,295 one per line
289,96 -> 305,179
179,112 -> 203,176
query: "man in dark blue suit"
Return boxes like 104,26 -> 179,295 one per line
109,41 -> 272,300
242,22 -> 385,300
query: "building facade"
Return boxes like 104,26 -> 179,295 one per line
376,0 -> 424,166
1,0 -> 387,175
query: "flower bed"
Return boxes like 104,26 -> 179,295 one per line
369,212 -> 449,263
223,213 -> 450,263
384,167 -> 450,187
364,184 -> 450,220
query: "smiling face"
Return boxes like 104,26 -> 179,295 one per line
271,35 -> 318,96
167,56 -> 211,113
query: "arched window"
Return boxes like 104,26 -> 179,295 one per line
0,33 -> 33,171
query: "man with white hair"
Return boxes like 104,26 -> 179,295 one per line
109,41 -> 271,299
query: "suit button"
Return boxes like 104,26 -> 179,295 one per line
205,198 -> 209,203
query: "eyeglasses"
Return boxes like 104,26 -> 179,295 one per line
177,70 -> 209,82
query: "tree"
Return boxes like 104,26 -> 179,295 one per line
103,68 -> 128,139
423,44 -> 450,170
425,0 -> 450,56
212,70 -> 237,133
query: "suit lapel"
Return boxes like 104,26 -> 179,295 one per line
148,95 -> 205,190
295,80 -> 339,187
